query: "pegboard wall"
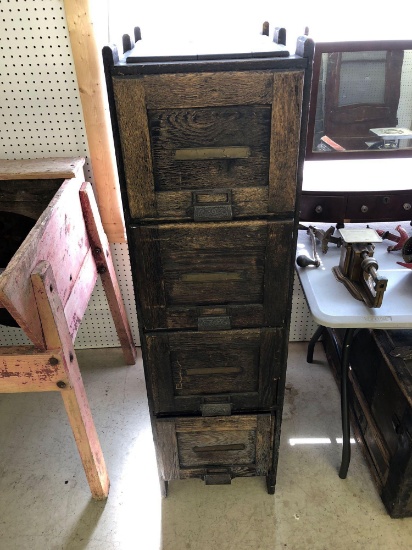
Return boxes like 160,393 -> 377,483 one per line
0,0 -> 316,348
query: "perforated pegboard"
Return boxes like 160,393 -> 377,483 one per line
290,272 -> 319,341
0,0 -> 316,347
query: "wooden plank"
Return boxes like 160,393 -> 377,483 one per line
112,78 -> 156,220
132,221 -> 272,329
0,179 -> 90,348
155,187 -> 270,220
31,261 -> 110,500
144,333 -> 175,414
177,429 -> 256,467
79,182 -> 137,364
268,71 -> 304,212
63,0 -> 126,243
0,348 -> 67,393
0,157 -> 84,180
141,71 -> 274,109
152,156 -> 269,192
0,179 -> 65,220
129,225 -> 168,330
64,247 -> 98,341
263,221 -> 293,326
259,328 -> 283,408
155,419 -> 180,481
175,415 -> 257,432
255,414 -> 272,475
150,105 -> 270,193
149,105 -> 271,149
158,221 -> 266,306
168,329 -> 260,398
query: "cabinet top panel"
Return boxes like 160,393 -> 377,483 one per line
103,32 -> 312,75
125,35 -> 290,63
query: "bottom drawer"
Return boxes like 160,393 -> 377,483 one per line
155,414 -> 273,483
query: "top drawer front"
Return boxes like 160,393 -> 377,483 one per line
112,71 -> 304,221
149,105 -> 270,195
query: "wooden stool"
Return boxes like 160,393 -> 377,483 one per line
0,158 -> 136,499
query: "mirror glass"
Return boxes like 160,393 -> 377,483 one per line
306,41 -> 412,159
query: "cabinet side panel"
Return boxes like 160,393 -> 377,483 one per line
112,78 -> 156,219
269,71 -> 304,212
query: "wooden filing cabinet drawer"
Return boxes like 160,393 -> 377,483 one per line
149,105 -> 270,194
299,193 -> 345,222
144,328 -> 283,415
155,414 -> 273,483
112,70 -> 304,221
346,193 -> 412,222
131,220 -> 293,330
300,191 -> 412,223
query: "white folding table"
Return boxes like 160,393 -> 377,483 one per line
295,225 -> 412,478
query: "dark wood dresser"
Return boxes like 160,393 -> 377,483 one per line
103,28 -> 314,494
323,327 -> 412,517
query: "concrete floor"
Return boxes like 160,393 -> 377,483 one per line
0,342 -> 411,549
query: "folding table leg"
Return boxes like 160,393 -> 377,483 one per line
306,325 -> 325,363
339,327 -> 355,479
31,260 -> 110,500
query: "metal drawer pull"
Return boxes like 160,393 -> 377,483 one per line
187,367 -> 241,376
194,205 -> 233,220
200,403 -> 233,416
175,146 -> 250,160
198,315 -> 231,330
182,272 -> 241,282
361,205 -> 369,213
193,188 -> 233,221
403,203 -> 411,211
193,444 -> 245,453
315,205 -> 323,213
204,472 -> 232,485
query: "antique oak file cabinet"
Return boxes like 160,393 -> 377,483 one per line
103,27 -> 314,494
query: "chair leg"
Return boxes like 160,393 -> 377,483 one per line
79,182 -> 137,365
31,260 -> 110,499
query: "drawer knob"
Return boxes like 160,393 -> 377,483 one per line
361,205 -> 369,213
315,205 -> 323,214
403,202 -> 411,211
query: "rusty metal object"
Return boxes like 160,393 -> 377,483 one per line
334,229 -> 388,308
296,226 -> 320,267
376,224 -> 409,252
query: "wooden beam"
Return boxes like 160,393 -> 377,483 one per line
0,347 -> 67,393
0,157 -> 85,180
31,261 -> 110,500
63,0 -> 126,243
80,182 -> 137,364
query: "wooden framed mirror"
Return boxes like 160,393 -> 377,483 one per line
306,40 -> 412,160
